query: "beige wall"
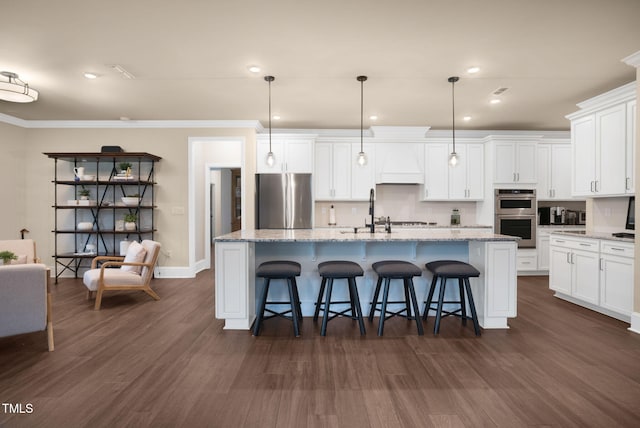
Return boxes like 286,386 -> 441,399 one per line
0,122 -> 27,239
0,125 -> 255,273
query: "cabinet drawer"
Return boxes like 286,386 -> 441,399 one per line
601,241 -> 634,258
550,236 -> 599,251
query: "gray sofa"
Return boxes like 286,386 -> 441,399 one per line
0,263 -> 54,351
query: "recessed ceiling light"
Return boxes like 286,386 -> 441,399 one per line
490,99 -> 501,104
247,65 -> 261,73
272,115 -> 280,120
467,66 -> 480,74
369,115 -> 378,121
83,72 -> 98,79
463,116 -> 472,121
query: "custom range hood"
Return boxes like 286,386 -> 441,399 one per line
373,127 -> 428,184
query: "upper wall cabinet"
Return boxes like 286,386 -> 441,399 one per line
537,143 -> 574,200
422,143 -> 484,201
626,100 -> 636,194
256,135 -> 314,174
567,83 -> 636,197
493,141 -> 537,184
314,142 -> 375,201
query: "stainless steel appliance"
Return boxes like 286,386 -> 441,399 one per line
577,210 -> 586,225
494,189 -> 536,248
256,173 -> 313,229
550,206 -> 566,224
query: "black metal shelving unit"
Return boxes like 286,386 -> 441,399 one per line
44,152 -> 161,283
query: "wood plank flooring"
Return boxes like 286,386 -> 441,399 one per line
1,271 -> 640,427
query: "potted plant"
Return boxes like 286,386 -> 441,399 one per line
124,213 -> 137,231
118,162 -> 132,176
78,186 -> 91,200
0,250 -> 17,265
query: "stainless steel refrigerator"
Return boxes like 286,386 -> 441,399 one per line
256,173 -> 313,229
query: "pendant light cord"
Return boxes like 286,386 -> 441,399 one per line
357,75 -> 368,153
265,75 -> 275,152
450,77 -> 457,153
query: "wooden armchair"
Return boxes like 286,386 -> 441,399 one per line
83,240 -> 161,310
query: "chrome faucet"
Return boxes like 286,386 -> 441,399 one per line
365,188 -> 375,233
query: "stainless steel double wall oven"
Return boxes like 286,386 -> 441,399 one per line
494,189 -> 536,248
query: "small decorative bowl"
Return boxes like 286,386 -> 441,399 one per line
77,222 -> 93,231
121,197 -> 140,206
82,174 -> 95,181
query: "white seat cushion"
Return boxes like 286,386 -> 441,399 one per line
83,268 -> 144,291
121,241 -> 146,274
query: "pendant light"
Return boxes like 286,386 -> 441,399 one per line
264,75 -> 276,167
448,76 -> 460,167
356,75 -> 368,166
0,71 -> 39,103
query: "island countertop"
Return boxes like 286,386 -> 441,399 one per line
213,228 -> 519,243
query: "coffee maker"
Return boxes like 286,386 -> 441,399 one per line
550,206 -> 566,224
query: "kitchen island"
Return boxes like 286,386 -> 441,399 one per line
213,228 -> 519,331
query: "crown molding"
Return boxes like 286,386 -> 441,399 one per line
566,81 -> 636,120
622,50 -> 640,68
0,115 -> 262,130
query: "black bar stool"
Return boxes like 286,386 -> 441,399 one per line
368,260 -> 424,336
253,260 -> 302,337
313,261 -> 366,336
422,260 -> 481,336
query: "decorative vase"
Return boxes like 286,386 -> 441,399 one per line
125,222 -> 136,231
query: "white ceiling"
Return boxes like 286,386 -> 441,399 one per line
1,0 -> 639,130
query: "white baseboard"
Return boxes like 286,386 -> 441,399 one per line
154,266 -> 197,279
629,312 -> 640,335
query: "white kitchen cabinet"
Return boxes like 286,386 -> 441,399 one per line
571,115 -> 597,196
516,249 -> 537,272
422,143 -> 449,200
599,240 -> 634,317
549,243 -> 572,294
256,136 -> 314,174
626,100 -> 636,194
450,143 -> 484,200
315,142 -> 351,200
537,227 -> 585,272
422,143 -> 483,201
549,235 -> 599,304
571,245 -> 600,304
568,83 -> 636,197
493,141 -> 537,184
350,143 -> 376,200
537,229 -> 551,271
537,143 -> 573,200
315,142 -> 375,201
596,104 -> 627,195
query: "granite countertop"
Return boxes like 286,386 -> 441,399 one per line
538,225 -> 586,229
214,228 -> 519,243
550,230 -> 634,243
318,224 -> 493,230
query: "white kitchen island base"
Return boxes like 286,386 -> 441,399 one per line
214,229 -> 518,331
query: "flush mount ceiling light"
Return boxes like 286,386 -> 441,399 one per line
357,75 -> 368,167
463,115 -> 472,121
83,72 -> 98,79
264,75 -> 276,167
448,76 -> 460,167
0,71 -> 39,103
369,115 -> 378,121
490,98 -> 502,104
467,66 -> 480,74
247,65 -> 261,73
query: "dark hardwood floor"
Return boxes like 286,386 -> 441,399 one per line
1,270 -> 640,427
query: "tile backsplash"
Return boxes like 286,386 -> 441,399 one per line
315,184 -> 478,227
